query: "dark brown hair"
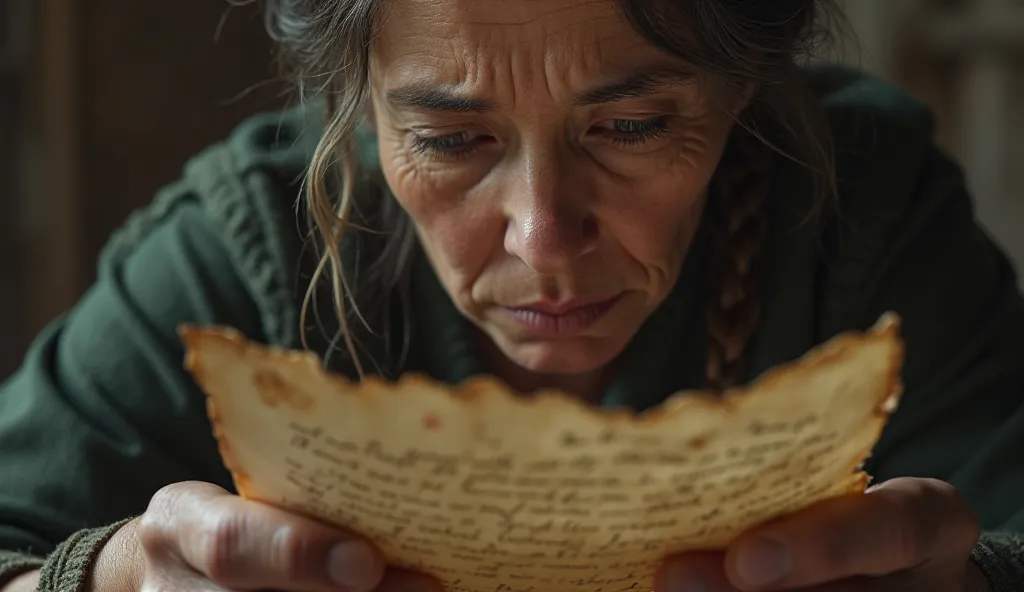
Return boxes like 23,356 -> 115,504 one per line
264,0 -> 843,389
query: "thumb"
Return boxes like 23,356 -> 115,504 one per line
142,481 -> 384,592
722,478 -> 979,590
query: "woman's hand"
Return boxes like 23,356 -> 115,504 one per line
656,478 -> 990,592
90,481 -> 441,592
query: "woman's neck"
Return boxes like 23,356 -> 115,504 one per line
474,330 -> 615,405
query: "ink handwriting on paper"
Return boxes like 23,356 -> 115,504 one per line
269,411 -> 840,592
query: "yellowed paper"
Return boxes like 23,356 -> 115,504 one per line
181,314 -> 903,592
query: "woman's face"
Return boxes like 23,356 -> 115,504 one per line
369,0 -> 737,377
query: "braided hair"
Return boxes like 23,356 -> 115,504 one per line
705,129 -> 774,390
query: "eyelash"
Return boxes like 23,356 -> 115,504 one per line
603,116 -> 671,146
411,133 -> 478,159
410,116 -> 671,158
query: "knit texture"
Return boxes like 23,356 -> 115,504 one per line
973,531 -> 1024,591
36,518 -> 133,592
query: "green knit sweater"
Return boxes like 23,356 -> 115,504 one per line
2,67 -> 1023,590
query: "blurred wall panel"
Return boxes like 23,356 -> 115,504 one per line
0,80 -> 19,379
0,0 -> 30,378
839,0 -> 1024,283
3,1 -> 286,377
78,2 -> 286,276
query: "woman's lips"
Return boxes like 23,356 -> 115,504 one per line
504,295 -> 622,335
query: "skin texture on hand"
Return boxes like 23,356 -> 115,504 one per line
656,478 -> 990,592
89,519 -> 144,592
84,481 -> 442,592
1,570 -> 39,592
13,476 -> 990,592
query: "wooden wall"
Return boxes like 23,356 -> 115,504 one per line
1,1 -> 286,377
840,0 -> 1024,284
76,2 -> 287,262
1,0 -> 33,378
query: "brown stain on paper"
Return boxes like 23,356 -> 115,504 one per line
254,369 -> 315,412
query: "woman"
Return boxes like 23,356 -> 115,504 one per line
1,0 -> 1022,590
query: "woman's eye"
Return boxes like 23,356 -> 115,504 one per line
595,116 -> 671,147
410,131 -> 487,159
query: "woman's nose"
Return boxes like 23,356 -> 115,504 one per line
503,155 -> 598,274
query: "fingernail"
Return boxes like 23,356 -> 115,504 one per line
661,563 -> 707,592
327,540 -> 378,589
735,537 -> 790,586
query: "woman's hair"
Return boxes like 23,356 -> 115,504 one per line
264,0 -> 843,389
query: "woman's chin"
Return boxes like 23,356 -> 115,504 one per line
498,336 -> 625,376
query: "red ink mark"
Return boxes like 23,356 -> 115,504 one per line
423,413 -> 441,430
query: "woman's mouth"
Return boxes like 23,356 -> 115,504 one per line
504,295 -> 623,335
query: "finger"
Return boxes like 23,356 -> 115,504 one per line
142,481 -> 390,592
377,567 -> 446,592
656,552 -> 740,592
722,478 -> 980,590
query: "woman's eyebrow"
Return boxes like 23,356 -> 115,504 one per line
572,67 -> 697,106
384,66 -> 696,113
385,87 -> 495,113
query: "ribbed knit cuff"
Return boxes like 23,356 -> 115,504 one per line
35,517 -> 136,592
0,551 -> 45,589
970,531 -> 1024,592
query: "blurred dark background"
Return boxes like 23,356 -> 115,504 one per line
0,1 -> 286,378
0,0 -> 1021,378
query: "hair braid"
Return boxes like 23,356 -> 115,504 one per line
705,129 -> 775,391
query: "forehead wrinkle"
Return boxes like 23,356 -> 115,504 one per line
374,0 -> 686,112
445,17 -> 632,109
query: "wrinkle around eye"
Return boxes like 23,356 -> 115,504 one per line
585,129 -> 715,182
392,136 -> 496,192
391,146 -> 429,189
671,125 -> 717,168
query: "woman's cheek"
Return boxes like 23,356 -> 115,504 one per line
381,147 -> 441,219
381,145 -> 491,247
383,149 -> 477,212
387,158 -> 423,199
382,152 -> 499,306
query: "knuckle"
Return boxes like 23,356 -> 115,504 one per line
923,479 -> 981,550
138,484 -> 189,555
918,478 -> 960,513
268,523 -> 314,581
196,511 -> 248,582
890,488 -> 929,561
136,513 -> 164,555
144,482 -> 200,526
148,481 -> 191,509
892,511 -> 931,565
887,481 -> 940,563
